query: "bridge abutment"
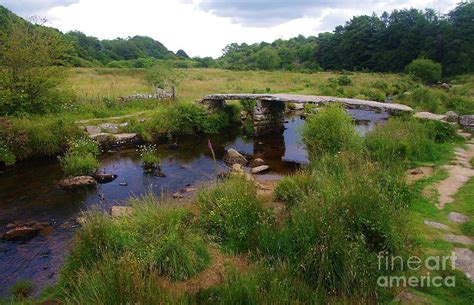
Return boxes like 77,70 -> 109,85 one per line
253,100 -> 285,136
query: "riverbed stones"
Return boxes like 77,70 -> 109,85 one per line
250,158 -> 265,167
454,248 -> 474,282
93,173 -> 118,184
1,226 -> 40,242
423,220 -> 449,230
460,115 -> 474,131
58,176 -> 97,188
445,111 -> 459,122
231,163 -> 244,174
251,165 -> 270,174
448,212 -> 469,223
110,206 -> 133,217
224,148 -> 247,165
444,234 -> 474,245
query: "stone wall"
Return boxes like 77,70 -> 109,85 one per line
253,100 -> 285,136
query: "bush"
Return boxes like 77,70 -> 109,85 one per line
405,58 -> 442,84
0,21 -> 72,115
365,117 -> 452,165
300,104 -> 362,160
197,177 -> 272,252
337,75 -> 352,86
58,137 -> 100,176
258,153 -> 409,299
62,195 -> 210,283
58,152 -> 99,177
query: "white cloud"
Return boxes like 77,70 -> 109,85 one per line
2,0 -> 459,58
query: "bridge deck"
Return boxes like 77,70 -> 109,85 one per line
202,93 -> 412,113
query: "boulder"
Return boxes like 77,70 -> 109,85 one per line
414,112 -> 448,122
1,226 -> 40,242
58,176 -> 97,188
251,165 -> 270,174
93,173 -> 118,184
460,115 -> 474,131
110,206 -> 133,217
85,126 -> 101,136
250,158 -> 265,167
445,111 -> 459,123
448,212 -> 469,223
223,148 -> 247,165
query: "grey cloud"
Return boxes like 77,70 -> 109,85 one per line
197,0 -> 385,26
0,0 -> 79,17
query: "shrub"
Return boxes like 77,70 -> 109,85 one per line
58,152 -> 99,177
259,153 -> 409,299
58,137 -> 100,177
337,75 -> 352,86
0,143 -> 15,165
197,177 -> 272,252
424,120 -> 457,143
405,58 -> 442,84
62,195 -> 210,283
300,104 -> 362,160
360,87 -> 387,102
0,20 -> 72,115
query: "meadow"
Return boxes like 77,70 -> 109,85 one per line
1,67 -> 474,304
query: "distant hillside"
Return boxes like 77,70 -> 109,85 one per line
0,6 -> 183,67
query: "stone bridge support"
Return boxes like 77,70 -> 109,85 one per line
253,100 -> 285,136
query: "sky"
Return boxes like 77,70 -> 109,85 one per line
0,0 -> 459,58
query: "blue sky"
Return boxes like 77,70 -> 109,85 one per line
0,0 -> 458,57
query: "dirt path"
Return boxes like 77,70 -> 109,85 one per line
432,139 -> 474,209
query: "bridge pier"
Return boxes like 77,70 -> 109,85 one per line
253,100 -> 285,136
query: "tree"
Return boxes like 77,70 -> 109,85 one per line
255,47 -> 280,70
405,58 -> 442,84
0,18 -> 72,115
176,49 -> 189,59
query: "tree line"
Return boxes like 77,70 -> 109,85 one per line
0,2 -> 473,75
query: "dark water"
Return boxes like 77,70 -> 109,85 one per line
0,109 -> 388,296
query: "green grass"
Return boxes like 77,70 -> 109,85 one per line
197,176 -> 272,252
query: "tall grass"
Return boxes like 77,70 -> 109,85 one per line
197,177 -> 272,252
59,194 -> 210,302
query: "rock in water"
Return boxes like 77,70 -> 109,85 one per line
251,165 -> 270,174
58,176 -> 97,188
1,226 -> 40,242
93,173 -> 118,184
250,158 -> 265,167
223,148 -> 248,165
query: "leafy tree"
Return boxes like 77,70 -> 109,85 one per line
0,18 -> 72,115
176,49 -> 189,59
405,58 -> 442,84
255,47 -> 280,70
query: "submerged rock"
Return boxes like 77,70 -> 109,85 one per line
223,148 -> 248,165
251,165 -> 270,174
1,226 -> 40,242
58,176 -> 97,188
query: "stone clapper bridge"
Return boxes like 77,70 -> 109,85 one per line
198,93 -> 413,136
